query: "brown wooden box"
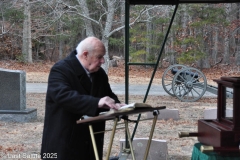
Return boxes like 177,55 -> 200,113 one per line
198,119 -> 240,147
197,77 -> 240,148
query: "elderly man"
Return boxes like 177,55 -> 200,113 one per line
41,37 -> 124,159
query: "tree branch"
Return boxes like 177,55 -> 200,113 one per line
211,58 -> 223,67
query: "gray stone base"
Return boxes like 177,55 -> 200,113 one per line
0,108 -> 37,122
204,108 -> 233,119
119,138 -> 168,160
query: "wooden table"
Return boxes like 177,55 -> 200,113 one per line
77,106 -> 166,160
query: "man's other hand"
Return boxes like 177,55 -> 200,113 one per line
98,96 -> 121,110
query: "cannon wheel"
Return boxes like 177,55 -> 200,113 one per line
162,64 -> 187,96
172,67 -> 207,102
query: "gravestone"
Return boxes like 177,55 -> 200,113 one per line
204,108 -> 233,119
146,109 -> 180,120
119,138 -> 168,160
0,68 -> 37,122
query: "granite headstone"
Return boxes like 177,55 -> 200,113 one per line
204,108 -> 233,119
119,138 -> 168,160
0,68 -> 37,122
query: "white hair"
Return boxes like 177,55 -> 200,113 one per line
76,37 -> 97,56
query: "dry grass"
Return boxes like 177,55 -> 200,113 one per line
0,93 -> 219,160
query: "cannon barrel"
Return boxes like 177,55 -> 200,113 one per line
178,132 -> 199,138
171,68 -> 199,78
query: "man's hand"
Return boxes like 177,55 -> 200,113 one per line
98,96 -> 124,110
116,103 -> 126,108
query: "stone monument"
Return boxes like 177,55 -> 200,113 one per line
0,68 -> 37,122
119,138 -> 168,160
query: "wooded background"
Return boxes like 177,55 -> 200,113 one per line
1,1 -> 240,72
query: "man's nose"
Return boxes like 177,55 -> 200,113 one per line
101,57 -> 105,64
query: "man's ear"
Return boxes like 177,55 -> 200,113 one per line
82,51 -> 88,59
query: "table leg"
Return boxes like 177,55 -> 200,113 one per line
143,111 -> 159,160
105,118 -> 119,160
89,124 -> 99,160
124,120 -> 136,160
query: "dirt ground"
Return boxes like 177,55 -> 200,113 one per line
0,60 -> 239,160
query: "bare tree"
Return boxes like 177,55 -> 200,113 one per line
223,3 -> 231,64
146,8 -> 153,63
212,27 -> 219,64
0,1 -> 15,36
58,0 -> 159,73
120,0 -> 125,58
78,0 -> 94,36
22,0 -> 32,63
235,3 -> 240,65
53,0 -> 122,72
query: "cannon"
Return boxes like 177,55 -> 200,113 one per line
162,64 -> 233,102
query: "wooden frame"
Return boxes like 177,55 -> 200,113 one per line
77,106 -> 166,160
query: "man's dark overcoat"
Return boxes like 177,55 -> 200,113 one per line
41,50 -> 120,160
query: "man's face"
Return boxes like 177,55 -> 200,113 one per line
86,49 -> 105,73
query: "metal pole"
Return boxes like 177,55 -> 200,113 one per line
89,125 -> 99,160
125,0 -> 130,150
105,118 -> 118,160
143,111 -> 159,160
124,120 -> 136,160
125,0 -> 130,104
131,4 -> 179,141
